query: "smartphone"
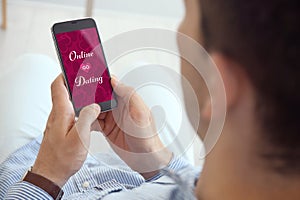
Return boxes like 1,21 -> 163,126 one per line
51,18 -> 117,116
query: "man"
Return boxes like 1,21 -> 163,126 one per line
1,0 -> 299,199
180,0 -> 300,199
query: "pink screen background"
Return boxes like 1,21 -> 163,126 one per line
56,27 -> 114,109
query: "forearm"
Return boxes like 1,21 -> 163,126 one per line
139,148 -> 173,179
113,142 -> 173,180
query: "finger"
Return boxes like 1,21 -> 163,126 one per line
98,112 -> 108,120
76,103 -> 101,134
73,104 -> 101,147
98,120 -> 105,131
111,74 -> 118,80
102,111 -> 117,133
129,93 -> 151,124
111,77 -> 151,125
111,77 -> 135,98
111,77 -> 145,109
105,125 -> 121,142
51,74 -> 73,113
91,120 -> 102,132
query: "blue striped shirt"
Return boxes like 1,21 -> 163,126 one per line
0,137 -> 200,199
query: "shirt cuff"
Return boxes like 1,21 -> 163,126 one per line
5,181 -> 53,200
146,156 -> 192,182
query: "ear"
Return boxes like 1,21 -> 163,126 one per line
202,52 -> 241,119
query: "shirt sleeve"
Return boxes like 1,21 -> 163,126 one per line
146,156 -> 196,182
4,181 -> 53,200
101,157 -> 200,200
0,139 -> 41,199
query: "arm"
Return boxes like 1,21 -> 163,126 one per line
96,77 -> 173,179
4,75 -> 100,199
3,74 -> 173,199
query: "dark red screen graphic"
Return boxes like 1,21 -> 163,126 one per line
56,28 -> 113,109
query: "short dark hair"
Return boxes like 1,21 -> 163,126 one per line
200,0 -> 300,174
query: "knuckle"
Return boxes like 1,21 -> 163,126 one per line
53,108 -> 75,120
61,110 -> 75,119
127,86 -> 135,93
50,81 -> 56,92
45,122 -> 52,132
126,87 -> 136,99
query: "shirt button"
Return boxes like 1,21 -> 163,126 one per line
82,181 -> 90,188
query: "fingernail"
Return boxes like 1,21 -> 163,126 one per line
90,103 -> 101,112
112,76 -> 119,82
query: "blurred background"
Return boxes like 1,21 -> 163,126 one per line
0,0 -> 204,166
0,0 -> 184,74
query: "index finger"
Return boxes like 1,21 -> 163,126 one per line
111,77 -> 135,99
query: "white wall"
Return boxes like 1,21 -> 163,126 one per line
25,0 -> 185,19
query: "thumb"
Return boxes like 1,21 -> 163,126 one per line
76,104 -> 101,138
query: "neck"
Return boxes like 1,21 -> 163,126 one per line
197,121 -> 300,199
196,88 -> 300,199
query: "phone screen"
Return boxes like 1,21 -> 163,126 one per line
52,20 -> 116,114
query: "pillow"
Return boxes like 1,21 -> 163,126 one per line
0,54 -> 60,163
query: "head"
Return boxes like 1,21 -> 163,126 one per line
178,0 -> 300,199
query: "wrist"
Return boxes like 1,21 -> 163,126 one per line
122,146 -> 173,178
32,163 -> 68,188
23,168 -> 64,199
141,150 -> 173,179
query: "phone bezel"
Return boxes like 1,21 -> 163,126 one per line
51,18 -> 117,116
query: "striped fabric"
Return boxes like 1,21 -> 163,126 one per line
0,138 -> 200,199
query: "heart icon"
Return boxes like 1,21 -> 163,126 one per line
80,63 -> 91,73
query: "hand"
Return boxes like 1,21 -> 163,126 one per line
96,77 -> 173,178
32,75 -> 100,187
